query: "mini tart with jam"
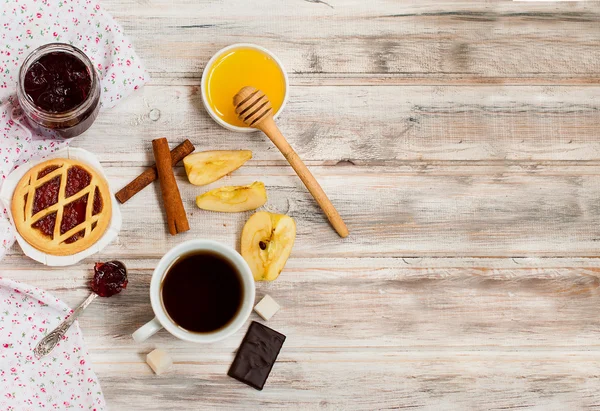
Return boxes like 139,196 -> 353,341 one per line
11,158 -> 112,256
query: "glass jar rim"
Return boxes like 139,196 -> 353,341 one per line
17,43 -> 100,123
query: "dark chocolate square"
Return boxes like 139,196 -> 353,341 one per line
228,321 -> 286,390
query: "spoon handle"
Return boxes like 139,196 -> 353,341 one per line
258,118 -> 349,238
34,292 -> 98,359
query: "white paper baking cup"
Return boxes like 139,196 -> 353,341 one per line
0,147 -> 122,266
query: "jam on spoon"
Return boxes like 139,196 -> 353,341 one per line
34,261 -> 128,359
91,261 -> 128,297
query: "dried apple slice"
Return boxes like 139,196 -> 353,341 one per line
183,150 -> 252,186
196,181 -> 267,212
241,211 -> 296,281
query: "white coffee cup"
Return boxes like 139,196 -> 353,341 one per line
132,239 -> 255,343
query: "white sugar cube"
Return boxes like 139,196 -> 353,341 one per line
254,295 -> 280,321
146,349 -> 173,375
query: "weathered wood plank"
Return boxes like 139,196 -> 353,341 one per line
92,352 -> 600,410
3,256 -> 600,349
6,165 -> 600,257
81,85 -> 600,163
150,74 -> 600,87
3,256 -> 600,409
102,0 -> 600,82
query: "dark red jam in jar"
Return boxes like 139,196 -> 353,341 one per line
17,43 -> 101,139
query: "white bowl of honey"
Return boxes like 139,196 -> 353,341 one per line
201,44 -> 289,132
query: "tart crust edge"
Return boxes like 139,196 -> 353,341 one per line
11,158 -> 113,256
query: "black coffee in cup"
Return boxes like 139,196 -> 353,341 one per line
161,251 -> 243,333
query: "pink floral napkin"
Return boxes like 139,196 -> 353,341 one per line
0,0 -> 149,259
0,277 -> 106,410
0,1 -> 148,408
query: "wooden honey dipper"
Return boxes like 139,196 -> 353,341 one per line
233,86 -> 349,238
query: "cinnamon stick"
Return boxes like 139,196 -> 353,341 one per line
152,138 -> 190,235
115,139 -> 195,204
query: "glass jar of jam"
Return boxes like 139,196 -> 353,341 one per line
17,43 -> 101,139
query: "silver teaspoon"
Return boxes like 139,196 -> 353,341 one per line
34,292 -> 97,359
34,260 -> 128,359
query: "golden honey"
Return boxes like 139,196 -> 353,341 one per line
204,47 -> 286,128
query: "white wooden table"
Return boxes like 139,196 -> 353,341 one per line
2,1 -> 600,409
